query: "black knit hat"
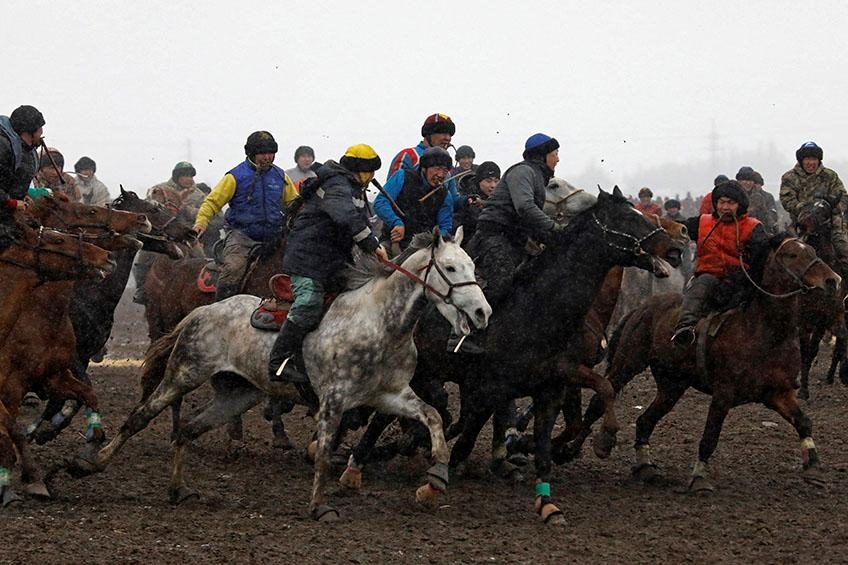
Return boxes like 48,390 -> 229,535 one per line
475,161 -> 500,180
74,156 -> 96,173
712,180 -> 749,216
455,145 -> 475,160
419,147 -> 452,169
796,141 -> 823,163
244,131 -> 278,159
713,174 -> 729,187
736,166 -> 756,182
10,105 -> 45,134
664,198 -> 681,210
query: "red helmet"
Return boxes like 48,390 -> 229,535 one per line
421,113 -> 456,137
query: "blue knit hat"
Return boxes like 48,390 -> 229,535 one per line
523,133 -> 560,160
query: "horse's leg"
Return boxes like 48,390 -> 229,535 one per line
687,397 -> 730,494
374,386 -> 449,507
169,385 -> 264,504
0,403 -> 22,508
448,396 -> 494,471
766,390 -> 825,487
11,425 -> 50,499
340,412 -> 396,489
799,328 -> 824,399
42,370 -> 104,453
264,397 -> 295,450
837,336 -> 848,386
631,376 -> 689,485
169,397 -> 182,443
531,395 -> 565,525
574,364 -> 619,459
310,395 -> 344,521
490,399 -> 523,478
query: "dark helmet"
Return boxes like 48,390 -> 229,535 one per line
455,145 -> 475,160
421,113 -> 455,138
294,145 -> 314,161
171,161 -> 196,181
522,133 -> 559,160
796,141 -> 823,163
713,174 -> 729,187
475,161 -> 501,181
10,105 -> 45,134
711,180 -> 749,217
638,187 -> 653,198
419,147 -> 452,169
74,156 -> 96,173
664,198 -> 681,210
244,131 -> 278,159
735,166 -> 756,182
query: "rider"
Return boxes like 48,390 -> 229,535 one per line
736,166 -> 778,234
779,141 -> 848,274
454,160 -> 501,242
34,148 -> 81,202
386,113 -> 455,179
374,146 -> 454,251
452,145 -> 477,177
73,156 -> 111,206
0,105 -> 44,217
671,180 -> 768,347
635,187 -> 662,216
193,131 -> 298,301
456,133 -> 562,353
268,144 -> 388,383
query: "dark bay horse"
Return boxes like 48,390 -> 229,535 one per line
575,235 -> 838,492
345,188 -> 683,525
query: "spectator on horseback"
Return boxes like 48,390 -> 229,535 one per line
285,145 -> 317,187
0,105 -> 44,217
456,133 -> 561,353
386,113 -> 455,179
374,146 -> 455,251
635,187 -> 662,216
454,160 -> 500,242
780,141 -> 848,274
73,156 -> 111,206
268,144 -> 388,383
736,166 -> 778,234
671,180 -> 768,347
34,148 -> 81,202
663,198 -> 685,222
193,131 -> 298,301
452,144 -> 477,177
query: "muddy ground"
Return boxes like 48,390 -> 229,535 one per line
4,285 -> 848,564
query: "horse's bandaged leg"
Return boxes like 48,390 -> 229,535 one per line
427,462 -> 449,492
801,437 -> 819,469
635,444 -> 652,467
691,460 -> 709,479
0,467 -> 9,488
84,410 -> 103,443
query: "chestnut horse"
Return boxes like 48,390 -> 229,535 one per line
574,235 -> 838,492
0,214 -> 117,507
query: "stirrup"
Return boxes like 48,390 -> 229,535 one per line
270,356 -> 308,384
447,333 -> 485,354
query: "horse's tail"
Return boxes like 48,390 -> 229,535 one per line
139,324 -> 182,402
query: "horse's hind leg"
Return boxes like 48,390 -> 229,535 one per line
531,395 -> 566,525
574,364 -> 619,459
766,390 -> 824,486
169,383 -> 264,504
10,425 -> 50,499
310,395 -> 344,521
687,397 -> 730,494
340,413 -> 396,489
0,404 -> 22,508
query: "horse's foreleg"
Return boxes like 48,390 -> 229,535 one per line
574,364 -> 619,459
631,377 -> 688,485
767,391 -> 823,484
10,425 -> 50,499
341,412 -> 396,489
0,404 -> 21,508
688,397 -> 730,493
531,396 -> 565,525
44,370 -> 103,446
310,396 -> 343,521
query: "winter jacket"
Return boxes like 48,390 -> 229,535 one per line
0,115 -> 38,207
283,161 -> 380,283
35,171 -> 80,202
374,168 -> 453,243
635,202 -> 663,217
475,158 -> 555,240
780,163 -> 846,222
690,214 -> 764,279
76,174 -> 111,206
386,141 -> 463,209
148,179 -> 206,222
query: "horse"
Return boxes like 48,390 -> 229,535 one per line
344,187 -> 683,525
28,188 -> 197,445
574,234 -> 838,492
68,228 -> 490,522
0,216 -> 117,508
795,197 -> 848,399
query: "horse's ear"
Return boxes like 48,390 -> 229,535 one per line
432,226 -> 441,248
453,226 -> 464,247
120,184 -> 128,197
612,186 -> 624,199
597,184 -> 609,197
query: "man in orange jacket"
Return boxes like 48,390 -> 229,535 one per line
671,180 -> 768,347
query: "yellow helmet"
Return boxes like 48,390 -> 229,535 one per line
340,144 -> 381,172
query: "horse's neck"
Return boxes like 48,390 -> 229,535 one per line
590,266 -> 625,327
747,271 -> 801,343
374,257 -> 429,337
75,248 -> 136,304
0,270 -> 36,342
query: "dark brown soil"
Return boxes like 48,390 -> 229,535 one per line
5,287 -> 848,564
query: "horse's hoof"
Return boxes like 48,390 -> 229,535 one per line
311,504 -> 340,522
592,429 -> 618,459
632,463 -> 666,485
1,487 -> 23,508
23,480 -> 51,500
31,422 -> 60,446
339,466 -> 362,489
169,486 -> 199,505
798,388 -> 810,401
415,483 -> 441,506
506,453 -> 529,467
490,459 -> 523,482
64,455 -> 103,478
534,499 -> 565,525
306,440 -> 318,463
688,475 -> 715,495
272,434 -> 294,451
802,467 -> 829,489
21,392 -> 40,408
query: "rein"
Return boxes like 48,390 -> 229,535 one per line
0,226 -> 89,278
737,223 -> 823,298
591,212 -> 666,257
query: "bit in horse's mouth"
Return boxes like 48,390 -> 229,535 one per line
651,256 -> 671,278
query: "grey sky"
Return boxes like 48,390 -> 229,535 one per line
5,0 -> 847,197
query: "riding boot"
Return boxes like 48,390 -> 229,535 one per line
447,330 -> 485,354
672,275 -> 719,347
214,283 -> 240,302
268,321 -> 309,383
132,264 -> 150,305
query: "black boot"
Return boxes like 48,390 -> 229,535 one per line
268,321 -> 309,383
447,330 -> 485,354
671,275 -> 717,348
215,283 -> 240,302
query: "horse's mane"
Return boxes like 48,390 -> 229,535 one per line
344,231 -> 436,291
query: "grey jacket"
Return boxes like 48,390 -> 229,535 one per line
0,115 -> 38,206
476,159 -> 555,238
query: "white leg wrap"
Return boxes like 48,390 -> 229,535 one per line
691,460 -> 709,478
801,437 -> 816,450
635,444 -> 652,466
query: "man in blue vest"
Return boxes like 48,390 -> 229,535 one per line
193,131 -> 298,300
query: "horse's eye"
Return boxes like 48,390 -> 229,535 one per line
680,226 -> 688,237
89,209 -> 97,215
446,266 -> 456,273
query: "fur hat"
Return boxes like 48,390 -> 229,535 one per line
736,166 -> 756,182
244,131 -> 278,159
796,141 -> 823,163
419,147 -> 452,170
713,174 -> 729,187
712,180 -> 749,216
421,113 -> 455,138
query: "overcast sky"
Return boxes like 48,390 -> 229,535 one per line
4,0 -> 848,197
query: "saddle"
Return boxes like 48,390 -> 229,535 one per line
197,261 -> 218,293
250,274 -> 338,331
694,309 -> 736,381
195,239 -> 268,294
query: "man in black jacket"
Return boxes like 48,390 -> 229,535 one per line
0,105 -> 45,217
268,144 -> 388,383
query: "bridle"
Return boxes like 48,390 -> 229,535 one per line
0,225 -> 91,279
739,235 -> 825,299
591,212 -> 666,257
377,243 -> 480,306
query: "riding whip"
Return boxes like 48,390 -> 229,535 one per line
39,139 -> 66,185
370,178 -> 406,219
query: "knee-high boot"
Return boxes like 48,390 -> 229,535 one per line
268,321 -> 309,383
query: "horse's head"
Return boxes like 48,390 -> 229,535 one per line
543,177 -> 597,225
763,235 -> 840,297
114,187 -> 196,243
796,198 -> 833,242
31,193 -> 152,235
587,186 -> 682,276
424,227 -> 492,336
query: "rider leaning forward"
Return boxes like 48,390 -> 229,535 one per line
268,144 -> 388,383
671,180 -> 768,347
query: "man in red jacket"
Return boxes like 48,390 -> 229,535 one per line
671,180 -> 768,347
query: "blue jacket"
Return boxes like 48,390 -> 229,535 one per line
224,160 -> 286,242
0,116 -> 38,206
374,168 -> 453,242
386,140 -> 464,209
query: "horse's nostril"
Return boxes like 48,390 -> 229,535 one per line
475,307 -> 485,320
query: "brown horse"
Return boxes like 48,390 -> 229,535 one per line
574,234 -> 838,492
0,215 -> 117,507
